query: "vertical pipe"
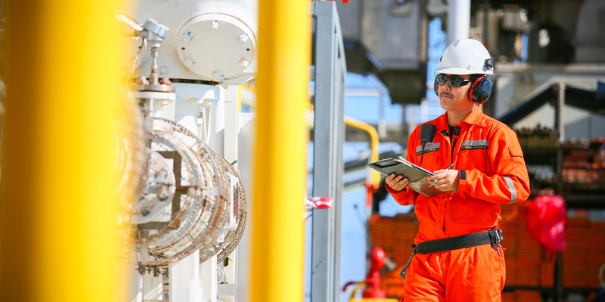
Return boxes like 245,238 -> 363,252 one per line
556,83 -> 565,146
554,82 -> 565,302
447,0 -> 471,44
483,0 -> 489,47
250,0 -> 310,301
1,1 -> 125,302
378,92 -> 386,139
555,83 -> 565,194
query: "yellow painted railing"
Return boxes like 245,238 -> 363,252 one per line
344,117 -> 380,186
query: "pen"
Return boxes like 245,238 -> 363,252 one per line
429,163 -> 455,187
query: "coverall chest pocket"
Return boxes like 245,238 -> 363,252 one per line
457,140 -> 489,171
415,142 -> 441,156
415,142 -> 443,169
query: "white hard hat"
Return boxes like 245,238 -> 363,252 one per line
434,39 -> 494,75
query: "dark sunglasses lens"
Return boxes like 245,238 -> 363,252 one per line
436,74 -> 446,85
449,75 -> 463,87
436,74 -> 469,87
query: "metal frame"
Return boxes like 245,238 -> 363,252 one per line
311,2 -> 347,302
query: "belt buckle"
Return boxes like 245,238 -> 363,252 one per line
490,229 -> 502,246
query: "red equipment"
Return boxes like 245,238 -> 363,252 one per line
362,246 -> 387,298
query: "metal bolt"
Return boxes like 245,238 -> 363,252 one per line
238,34 -> 249,44
182,32 -> 192,42
212,20 -> 219,30
137,76 -> 148,85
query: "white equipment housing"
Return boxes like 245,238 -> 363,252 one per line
116,0 -> 258,301
124,0 -> 258,85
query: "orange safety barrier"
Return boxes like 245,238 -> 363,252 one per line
369,201 -> 605,300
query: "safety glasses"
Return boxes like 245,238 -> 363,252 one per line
435,74 -> 471,87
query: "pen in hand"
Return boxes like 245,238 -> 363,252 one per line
429,163 -> 455,187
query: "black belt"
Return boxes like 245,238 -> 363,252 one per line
400,229 -> 503,280
415,229 -> 503,254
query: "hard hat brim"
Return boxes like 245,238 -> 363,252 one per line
434,67 -> 493,75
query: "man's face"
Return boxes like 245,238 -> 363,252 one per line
436,74 -> 475,112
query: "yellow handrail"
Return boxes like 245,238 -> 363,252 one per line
250,0 -> 310,301
2,0 -> 127,301
344,117 -> 381,186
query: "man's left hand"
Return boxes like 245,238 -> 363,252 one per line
426,169 -> 460,193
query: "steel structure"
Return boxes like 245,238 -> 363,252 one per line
311,2 -> 347,302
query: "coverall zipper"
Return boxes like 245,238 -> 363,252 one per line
443,124 -> 460,233
451,138 -> 457,162
443,132 -> 458,233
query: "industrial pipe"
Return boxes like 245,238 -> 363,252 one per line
344,117 -> 380,186
344,117 -> 381,217
447,0 -> 471,44
1,1 -> 128,302
250,0 -> 310,302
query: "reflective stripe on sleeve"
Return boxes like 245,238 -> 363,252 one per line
504,176 -> 517,203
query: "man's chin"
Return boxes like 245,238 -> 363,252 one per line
439,98 -> 454,109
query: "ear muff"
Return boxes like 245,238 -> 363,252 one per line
468,76 -> 492,104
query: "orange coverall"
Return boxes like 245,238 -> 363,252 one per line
386,106 -> 530,301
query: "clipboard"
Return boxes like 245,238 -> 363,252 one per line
367,156 -> 443,197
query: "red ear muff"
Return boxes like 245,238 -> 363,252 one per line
468,76 -> 492,104
468,77 -> 483,102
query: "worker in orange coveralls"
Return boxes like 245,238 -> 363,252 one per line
385,39 -> 530,302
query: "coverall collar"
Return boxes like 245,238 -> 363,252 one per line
437,105 -> 482,129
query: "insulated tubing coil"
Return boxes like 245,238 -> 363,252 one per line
168,120 -> 248,263
210,155 -> 247,264
118,118 -> 245,266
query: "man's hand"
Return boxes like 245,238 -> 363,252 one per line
386,174 -> 409,192
426,169 -> 460,193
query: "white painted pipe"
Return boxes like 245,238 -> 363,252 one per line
447,0 -> 471,44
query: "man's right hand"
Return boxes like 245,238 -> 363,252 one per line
385,174 -> 409,191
